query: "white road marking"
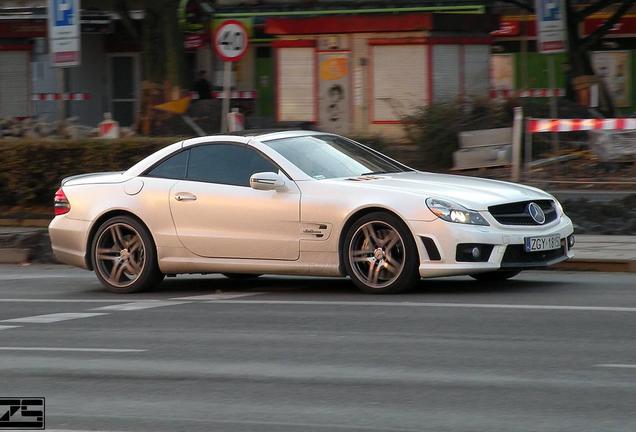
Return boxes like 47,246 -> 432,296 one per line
1,312 -> 108,323
0,347 -> 145,353
595,364 -> 636,369
0,274 -> 94,281
0,298 -> 134,303
0,325 -> 20,331
205,299 -> 636,313
44,430 -> 128,432
173,292 -> 265,300
92,300 -> 189,311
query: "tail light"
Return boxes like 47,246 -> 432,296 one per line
54,188 -> 71,216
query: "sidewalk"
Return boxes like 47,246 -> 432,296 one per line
0,227 -> 634,272
556,235 -> 636,272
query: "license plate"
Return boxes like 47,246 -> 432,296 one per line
524,234 -> 561,252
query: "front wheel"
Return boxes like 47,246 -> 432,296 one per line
469,270 -> 521,282
343,212 -> 420,294
91,216 -> 164,293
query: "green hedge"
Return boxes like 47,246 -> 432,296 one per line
0,138 -> 181,207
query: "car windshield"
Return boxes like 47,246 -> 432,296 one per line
262,135 -> 412,180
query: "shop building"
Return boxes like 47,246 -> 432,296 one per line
265,13 -> 495,136
0,2 -> 143,126
490,12 -> 636,113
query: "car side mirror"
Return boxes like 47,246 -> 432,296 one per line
249,172 -> 286,191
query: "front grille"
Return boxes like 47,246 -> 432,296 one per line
501,244 -> 566,268
488,200 -> 558,226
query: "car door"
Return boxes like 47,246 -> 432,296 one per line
168,142 -> 301,260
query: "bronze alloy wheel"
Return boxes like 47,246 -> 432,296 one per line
344,212 -> 420,294
94,222 -> 146,288
348,221 -> 406,289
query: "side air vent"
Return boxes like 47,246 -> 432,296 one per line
420,237 -> 441,261
301,223 -> 331,240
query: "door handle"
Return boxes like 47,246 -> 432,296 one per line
174,193 -> 197,201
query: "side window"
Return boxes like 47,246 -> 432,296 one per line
146,150 -> 189,179
187,144 -> 279,187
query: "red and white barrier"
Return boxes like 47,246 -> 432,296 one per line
490,88 -> 564,99
31,93 -> 90,101
527,118 -> 636,133
190,91 -> 257,100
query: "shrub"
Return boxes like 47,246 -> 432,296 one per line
0,138 -> 181,207
403,99 -> 512,170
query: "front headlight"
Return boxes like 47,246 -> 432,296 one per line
426,198 -> 489,226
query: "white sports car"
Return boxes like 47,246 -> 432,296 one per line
49,130 -> 574,294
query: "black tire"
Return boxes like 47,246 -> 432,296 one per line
343,211 -> 420,294
469,270 -> 521,282
222,273 -> 262,280
91,215 -> 164,293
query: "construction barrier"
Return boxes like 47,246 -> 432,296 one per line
190,91 -> 256,100
31,93 -> 90,101
527,118 -> 636,133
490,88 -> 564,99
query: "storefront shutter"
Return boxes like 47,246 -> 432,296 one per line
371,44 -> 427,122
432,45 -> 460,102
464,45 -> 490,98
277,47 -> 315,122
0,52 -> 29,117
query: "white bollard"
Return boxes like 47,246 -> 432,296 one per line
98,113 -> 120,139
227,108 -> 245,132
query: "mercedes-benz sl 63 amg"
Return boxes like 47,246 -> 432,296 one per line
49,131 -> 574,294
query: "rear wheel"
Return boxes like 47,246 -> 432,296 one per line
470,270 -> 521,282
91,216 -> 164,293
343,212 -> 419,294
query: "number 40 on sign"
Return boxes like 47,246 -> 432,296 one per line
213,20 -> 249,62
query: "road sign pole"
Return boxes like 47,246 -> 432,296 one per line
213,20 -> 249,133
511,106 -> 523,182
548,55 -> 559,153
220,61 -> 231,133
57,68 -> 64,120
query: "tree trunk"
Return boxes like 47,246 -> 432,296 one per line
140,0 -> 185,134
564,5 -> 615,115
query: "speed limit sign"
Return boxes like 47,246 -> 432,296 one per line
213,20 -> 249,62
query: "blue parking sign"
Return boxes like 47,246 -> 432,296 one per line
54,0 -> 74,26
540,0 -> 561,21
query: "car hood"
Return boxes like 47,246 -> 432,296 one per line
331,171 -> 553,210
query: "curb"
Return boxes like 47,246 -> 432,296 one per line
0,229 -> 57,264
0,248 -> 30,264
555,259 -> 636,273
0,229 -> 634,272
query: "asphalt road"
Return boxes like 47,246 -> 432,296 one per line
1,265 -> 636,432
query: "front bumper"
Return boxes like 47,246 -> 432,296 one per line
408,215 -> 575,278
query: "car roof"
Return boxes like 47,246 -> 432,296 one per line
125,130 -> 333,179
181,129 -> 329,148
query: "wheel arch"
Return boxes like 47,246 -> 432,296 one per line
84,209 -> 155,270
337,206 -> 420,275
